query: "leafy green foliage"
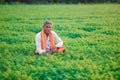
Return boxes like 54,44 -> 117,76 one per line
0,4 -> 120,80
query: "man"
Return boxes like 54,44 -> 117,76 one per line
35,20 -> 65,55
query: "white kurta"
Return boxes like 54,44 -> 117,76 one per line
35,31 -> 63,54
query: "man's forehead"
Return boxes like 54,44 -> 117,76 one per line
44,24 -> 52,26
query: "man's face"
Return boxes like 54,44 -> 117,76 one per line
43,24 -> 52,34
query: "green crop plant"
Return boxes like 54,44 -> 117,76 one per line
0,4 -> 120,80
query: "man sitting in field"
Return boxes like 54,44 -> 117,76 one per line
35,20 -> 65,55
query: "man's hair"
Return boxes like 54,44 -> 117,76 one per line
43,20 -> 52,26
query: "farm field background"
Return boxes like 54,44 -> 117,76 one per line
0,4 -> 120,79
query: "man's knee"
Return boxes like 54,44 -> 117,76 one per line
57,46 -> 65,53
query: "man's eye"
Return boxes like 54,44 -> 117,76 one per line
46,26 -> 51,28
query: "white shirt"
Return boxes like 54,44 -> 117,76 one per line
35,31 -> 63,54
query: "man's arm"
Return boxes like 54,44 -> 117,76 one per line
35,32 -> 45,54
52,31 -> 63,47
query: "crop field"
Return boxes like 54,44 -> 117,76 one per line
0,4 -> 120,79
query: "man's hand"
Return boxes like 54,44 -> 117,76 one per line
52,47 -> 57,52
35,50 -> 39,55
